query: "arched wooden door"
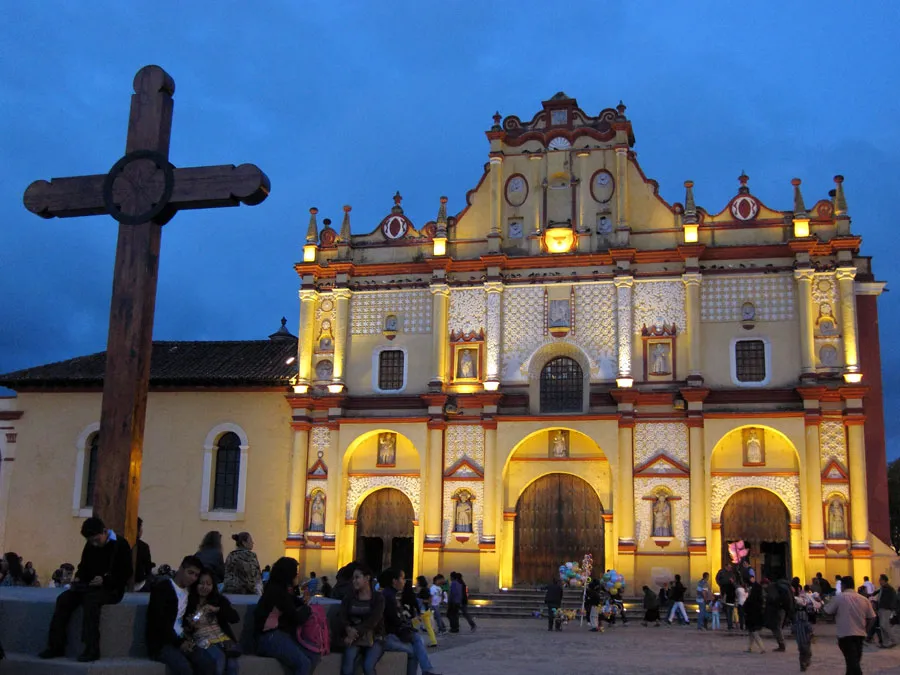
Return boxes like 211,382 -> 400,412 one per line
356,488 -> 414,577
514,473 -> 604,586
722,488 -> 790,580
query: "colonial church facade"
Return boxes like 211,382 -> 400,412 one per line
0,93 -> 893,591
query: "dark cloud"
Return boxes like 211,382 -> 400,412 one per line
2,1 -> 899,455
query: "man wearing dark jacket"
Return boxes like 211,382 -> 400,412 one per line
666,575 -> 689,625
146,555 -> 214,675
545,577 -> 564,631
133,517 -> 154,591
39,517 -> 133,662
379,568 -> 441,675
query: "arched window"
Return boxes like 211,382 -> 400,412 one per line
84,432 -> 100,508
213,432 -> 241,511
540,356 -> 583,413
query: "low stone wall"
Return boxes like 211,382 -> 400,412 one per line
0,588 -> 406,674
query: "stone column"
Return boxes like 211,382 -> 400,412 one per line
682,273 -> 702,382
482,422 -> 498,540
322,425 -> 341,573
836,267 -> 860,380
297,289 -> 318,388
331,288 -> 352,390
794,268 -> 816,379
488,156 -> 503,252
429,284 -> 450,389
847,420 -> 870,547
288,423 -> 310,537
688,420 -> 708,582
425,422 -> 444,540
614,275 -> 634,382
576,151 -> 590,247
484,282 -> 503,388
804,419 -> 825,544
616,417 -> 636,583
529,155 -> 543,235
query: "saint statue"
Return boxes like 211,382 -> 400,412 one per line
745,429 -> 762,464
551,430 -> 568,458
458,349 -> 476,379
454,493 -> 473,533
378,433 -> 396,466
549,300 -> 569,328
652,495 -> 672,537
317,319 -> 333,352
651,344 -> 669,375
827,499 -> 847,539
742,302 -> 756,321
308,492 -> 325,532
384,314 -> 398,332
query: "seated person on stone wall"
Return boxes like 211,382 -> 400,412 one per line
133,517 -> 154,592
339,564 -> 385,675
184,568 -> 242,675
146,555 -> 213,675
379,567 -> 442,675
253,557 -> 318,675
38,517 -> 133,662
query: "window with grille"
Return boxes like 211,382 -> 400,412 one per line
84,433 -> 99,508
378,350 -> 405,391
540,357 -> 584,413
213,432 -> 241,510
735,340 -> 767,383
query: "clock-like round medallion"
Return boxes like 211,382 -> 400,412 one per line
381,215 -> 409,240
590,169 -> 615,203
505,174 -> 528,207
320,298 -> 334,312
730,195 -> 759,221
547,136 -> 571,151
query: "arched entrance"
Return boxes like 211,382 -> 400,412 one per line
722,488 -> 790,580
355,488 -> 414,577
514,474 -> 604,585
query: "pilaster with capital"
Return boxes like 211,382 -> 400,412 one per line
836,267 -> 860,378
288,424 -> 310,536
489,156 -> 503,251
682,273 -> 702,381
529,155 -> 543,235
615,146 -> 628,228
794,268 -> 816,377
297,289 -> 318,386
429,284 -> 450,387
614,275 -> 634,379
576,151 -> 590,233
847,420 -> 870,547
804,417 -> 825,547
482,423 -> 498,540
484,282 -> 503,387
331,288 -> 352,387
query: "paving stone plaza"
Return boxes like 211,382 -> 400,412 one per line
426,618 -> 900,674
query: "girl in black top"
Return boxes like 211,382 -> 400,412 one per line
184,570 -> 241,674
339,565 -> 385,675
254,557 -> 317,675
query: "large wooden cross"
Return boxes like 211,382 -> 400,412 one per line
22,65 -> 270,545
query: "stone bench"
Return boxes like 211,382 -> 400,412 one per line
0,588 -> 406,674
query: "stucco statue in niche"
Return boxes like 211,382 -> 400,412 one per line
308,491 -> 325,532
827,498 -> 847,539
454,492 -> 473,533
377,432 -> 396,466
652,494 -> 673,537
743,428 -> 764,465
457,348 -> 477,379
650,343 -> 670,375
549,430 -> 569,458
316,319 -> 334,352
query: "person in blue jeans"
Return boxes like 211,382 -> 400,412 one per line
379,568 -> 442,675
339,565 -> 385,675
253,557 -> 319,675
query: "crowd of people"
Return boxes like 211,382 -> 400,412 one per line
16,517 -> 481,674
545,558 -> 898,674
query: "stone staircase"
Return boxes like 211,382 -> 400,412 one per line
466,587 -> 702,620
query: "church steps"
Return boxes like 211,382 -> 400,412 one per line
465,588 -> 701,619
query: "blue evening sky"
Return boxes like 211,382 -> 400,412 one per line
1,2 -> 898,456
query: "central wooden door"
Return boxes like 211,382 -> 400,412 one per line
722,487 -> 791,581
356,488 -> 414,577
514,473 -> 604,586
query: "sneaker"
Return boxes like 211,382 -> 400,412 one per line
38,649 -> 62,660
470,624 -> 477,633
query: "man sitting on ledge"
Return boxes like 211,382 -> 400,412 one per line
39,516 -> 133,662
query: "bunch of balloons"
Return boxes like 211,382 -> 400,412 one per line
600,569 -> 626,593
558,561 -> 588,587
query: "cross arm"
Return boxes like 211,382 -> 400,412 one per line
169,163 -> 270,210
23,175 -> 108,219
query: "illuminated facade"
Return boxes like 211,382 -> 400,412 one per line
0,93 -> 893,590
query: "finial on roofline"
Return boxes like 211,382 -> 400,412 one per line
683,180 -> 697,224
492,111 -> 502,131
305,207 -> 318,244
833,175 -> 848,216
338,205 -> 352,243
738,172 -> 750,195
791,178 -> 807,218
391,191 -> 404,215
436,196 -> 448,238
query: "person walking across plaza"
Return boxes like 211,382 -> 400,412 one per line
641,585 -> 661,627
823,575 -> 876,675
744,580 -> 766,654
794,585 -> 815,671
666,575 -> 689,625
456,573 -> 477,632
696,573 -> 711,631
875,574 -> 897,649
447,573 -> 463,634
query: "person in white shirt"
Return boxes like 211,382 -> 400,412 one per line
429,574 -> 448,635
863,576 -> 876,597
147,556 -> 210,674
835,575 -> 843,595
735,584 -> 749,630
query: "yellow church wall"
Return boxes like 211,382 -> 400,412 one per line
700,320 -> 801,388
4,390 -> 294,584
344,333 -> 433,395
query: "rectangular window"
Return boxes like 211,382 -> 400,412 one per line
735,340 -> 767,382
378,350 -> 405,391
213,445 -> 241,511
